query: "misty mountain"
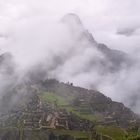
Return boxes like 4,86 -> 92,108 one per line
0,52 -> 17,96
0,13 -> 138,113
62,13 -> 132,73
0,79 -> 140,140
23,13 -> 133,84
0,52 -> 15,75
41,79 -> 137,125
1,14 -> 132,77
0,0 -> 140,139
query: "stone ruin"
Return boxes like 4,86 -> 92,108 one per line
22,92 -> 95,132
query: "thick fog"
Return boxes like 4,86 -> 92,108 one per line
0,0 -> 140,113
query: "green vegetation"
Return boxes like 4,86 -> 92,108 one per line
38,91 -> 140,140
94,125 -> 128,140
40,91 -> 98,122
64,106 -> 97,121
26,131 -> 49,140
52,129 -> 89,138
0,128 -> 90,140
1,82 -> 140,140
22,129 -> 90,140
40,92 -> 68,106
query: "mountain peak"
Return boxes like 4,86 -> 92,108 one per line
61,13 -> 83,28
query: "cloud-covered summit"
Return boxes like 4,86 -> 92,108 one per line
0,0 -> 140,114
0,13 -> 139,113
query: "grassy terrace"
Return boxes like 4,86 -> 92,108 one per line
1,126 -> 140,140
25,129 -> 90,140
94,125 -> 128,140
52,129 -> 89,138
40,91 -> 69,106
39,91 -> 98,122
0,127 -> 90,139
64,106 -> 97,121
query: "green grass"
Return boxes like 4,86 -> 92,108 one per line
40,91 -> 98,122
40,92 -> 69,106
24,129 -> 90,140
94,125 -> 128,140
52,129 -> 89,138
0,127 -> 18,131
0,128 -> 89,140
25,131 -> 48,140
64,106 -> 97,122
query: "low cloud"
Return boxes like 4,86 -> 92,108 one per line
0,0 -> 140,114
116,26 -> 140,37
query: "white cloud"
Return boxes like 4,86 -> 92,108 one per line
0,0 -> 140,53
0,0 -> 140,113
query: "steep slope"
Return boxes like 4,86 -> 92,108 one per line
0,79 -> 139,140
0,52 -> 18,113
61,13 -> 132,74
0,13 -> 139,140
39,79 -> 138,127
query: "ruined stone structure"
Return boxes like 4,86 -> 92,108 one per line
23,93 -> 71,130
23,93 -> 43,129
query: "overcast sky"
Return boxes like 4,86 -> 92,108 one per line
0,0 -> 140,53
1,0 -> 140,113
